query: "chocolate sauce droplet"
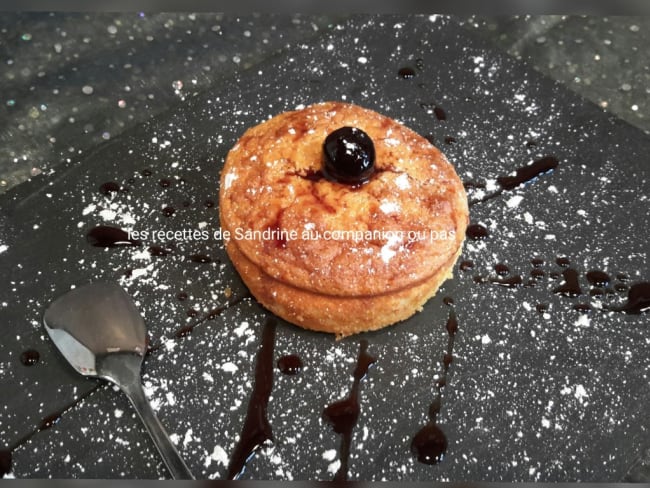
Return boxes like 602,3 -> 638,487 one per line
148,245 -> 172,257
411,423 -> 448,465
615,283 -> 629,293
466,224 -> 488,241
141,168 -> 152,176
553,268 -> 583,297
490,275 -> 523,288
20,349 -> 40,366
322,340 -> 376,482
162,206 -> 175,217
590,288 -> 605,297
86,225 -> 140,248
159,178 -> 171,188
433,106 -> 447,121
444,136 -> 456,145
494,263 -> 510,276
556,257 -> 571,268
616,273 -> 629,282
227,317 -> 277,480
586,270 -> 610,287
446,309 -> 458,337
611,282 -> 650,314
39,412 -> 61,431
459,260 -> 474,272
531,257 -> 544,268
175,324 -> 193,338
204,199 -> 215,208
398,66 -> 416,79
573,303 -> 592,313
530,269 -> 545,279
99,181 -> 120,195
176,292 -> 188,301
188,254 -> 212,263
442,296 -> 454,306
186,308 -> 199,318
536,303 -> 549,313
0,450 -> 12,477
277,355 -> 303,375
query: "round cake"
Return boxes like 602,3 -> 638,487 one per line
219,101 -> 468,337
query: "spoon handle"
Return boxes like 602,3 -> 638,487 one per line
121,380 -> 195,479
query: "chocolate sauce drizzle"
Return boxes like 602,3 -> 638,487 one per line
467,156 -> 559,207
412,307 -> 457,464
227,317 -> 277,480
322,340 -> 376,481
465,253 -> 649,316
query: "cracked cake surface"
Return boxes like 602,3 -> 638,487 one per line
219,101 -> 468,335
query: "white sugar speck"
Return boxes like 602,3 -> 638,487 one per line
224,171 -> 238,189
327,460 -> 341,474
114,409 -> 123,418
574,384 -> 588,401
481,334 -> 492,345
506,195 -> 524,208
379,201 -> 400,214
322,449 -> 337,461
395,173 -> 410,190
210,445 -> 229,466
222,362 -> 238,373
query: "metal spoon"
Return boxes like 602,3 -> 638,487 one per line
43,282 -> 194,479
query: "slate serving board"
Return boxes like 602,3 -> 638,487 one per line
1,15 -> 649,481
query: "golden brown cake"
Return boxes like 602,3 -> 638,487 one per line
219,101 -> 468,337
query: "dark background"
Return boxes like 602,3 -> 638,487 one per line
1,15 -> 648,193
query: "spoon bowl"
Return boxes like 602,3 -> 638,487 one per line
43,282 -> 194,479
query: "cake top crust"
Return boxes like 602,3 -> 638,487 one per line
219,101 -> 468,297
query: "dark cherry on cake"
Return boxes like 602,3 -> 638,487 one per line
323,126 -> 376,185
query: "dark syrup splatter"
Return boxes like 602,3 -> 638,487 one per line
459,260 -> 474,272
552,268 -> 583,297
0,450 -> 11,477
20,349 -> 40,366
277,355 -> 303,375
497,156 -> 559,191
586,270 -> 610,287
468,156 -> 559,206
322,340 -> 376,481
608,282 -> 650,314
227,317 -> 277,480
99,181 -> 121,195
466,224 -> 488,241
148,245 -> 173,257
86,225 -> 140,247
398,66 -> 416,79
412,308 -> 457,465
188,254 -> 212,264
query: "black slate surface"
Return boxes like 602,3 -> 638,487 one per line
1,15 -> 649,480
